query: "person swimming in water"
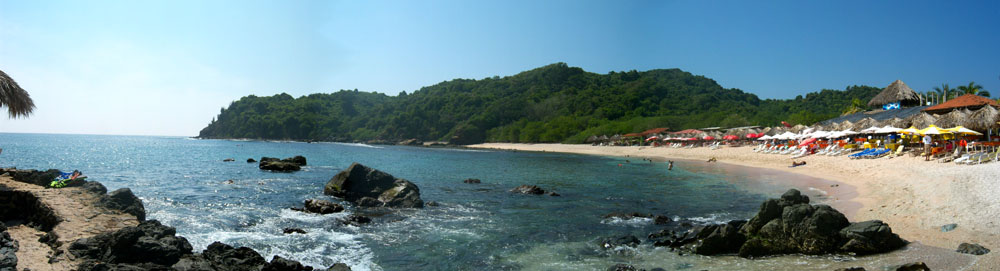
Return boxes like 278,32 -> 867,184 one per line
668,161 -> 674,170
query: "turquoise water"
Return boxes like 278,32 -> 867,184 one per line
4,133 -> 951,270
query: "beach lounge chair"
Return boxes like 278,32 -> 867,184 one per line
886,145 -> 904,159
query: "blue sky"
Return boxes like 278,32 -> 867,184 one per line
1,0 -> 998,136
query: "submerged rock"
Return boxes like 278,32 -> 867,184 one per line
341,215 -> 372,226
892,262 -> 930,271
510,185 -> 547,195
247,158 -> 257,163
462,178 -> 481,184
283,228 -> 307,234
941,223 -> 957,232
292,199 -> 344,214
607,264 -> 640,271
957,242 -> 990,255
838,220 -> 906,255
600,235 -> 640,249
324,162 -> 424,208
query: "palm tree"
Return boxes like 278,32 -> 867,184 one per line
842,98 -> 867,115
933,83 -> 954,102
957,81 -> 990,98
0,69 -> 35,118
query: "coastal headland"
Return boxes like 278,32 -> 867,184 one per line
469,143 -> 1000,269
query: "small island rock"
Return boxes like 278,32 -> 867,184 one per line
324,163 -> 424,208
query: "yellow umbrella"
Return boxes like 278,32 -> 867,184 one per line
918,125 -> 951,135
944,126 -> 983,135
899,126 -> 920,135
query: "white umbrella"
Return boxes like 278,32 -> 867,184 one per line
825,131 -> 844,139
874,126 -> 902,134
838,129 -> 858,136
810,131 -> 829,139
859,126 -> 880,134
758,135 -> 773,140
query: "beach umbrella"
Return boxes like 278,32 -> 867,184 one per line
810,131 -> 829,138
723,135 -> 739,140
703,136 -> 715,140
825,131 -> 845,139
918,125 -> 951,135
0,69 -> 35,118
645,136 -> 659,142
859,126 -> 881,134
874,126 -> 902,134
758,135 -> 772,140
899,126 -> 920,135
944,126 -> 983,136
798,138 -> 818,147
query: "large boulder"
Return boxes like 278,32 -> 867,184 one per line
324,163 -> 424,208
199,241 -> 268,271
0,226 -> 16,270
690,220 -> 747,255
957,242 -> 990,255
102,188 -> 147,221
838,220 -> 907,255
69,220 -> 193,266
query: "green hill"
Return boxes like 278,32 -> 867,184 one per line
197,63 -> 880,144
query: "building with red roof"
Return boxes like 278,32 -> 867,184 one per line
923,94 -> 999,114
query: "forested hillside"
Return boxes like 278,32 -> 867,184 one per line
198,63 -> 880,143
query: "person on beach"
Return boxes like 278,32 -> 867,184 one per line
668,161 -> 674,170
706,157 -> 717,162
922,134 -> 932,161
791,161 -> 806,167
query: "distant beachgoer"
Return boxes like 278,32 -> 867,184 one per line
626,160 -> 630,163
668,161 -> 674,170
922,134 -> 932,161
791,161 -> 806,167
707,157 -> 717,163
224,179 -> 234,184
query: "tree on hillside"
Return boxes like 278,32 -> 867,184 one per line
0,69 -> 35,118
842,98 -> 866,115
957,81 -> 990,97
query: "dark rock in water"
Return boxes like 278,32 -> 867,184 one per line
283,228 -> 307,234
295,199 -> 344,214
834,268 -> 866,271
547,191 -> 560,196
462,178 -> 481,184
81,181 -> 108,195
327,263 -> 352,271
838,220 -> 907,255
341,215 -> 372,226
600,235 -> 640,249
69,220 -> 192,266
650,189 -> 906,259
892,262 -> 930,271
606,263 -> 639,271
199,241 -> 268,271
941,223 -> 957,232
259,161 -> 301,172
223,158 -> 235,162
258,156 -> 307,172
102,188 -> 147,221
263,255 -> 311,271
426,201 -> 439,207
510,185 -> 547,195
653,215 -> 671,225
1,226 -> 16,270
247,158 -> 257,163
691,220 -> 746,255
957,242 -> 990,255
324,162 -> 424,208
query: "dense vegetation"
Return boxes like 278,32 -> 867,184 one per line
198,63 -> 880,144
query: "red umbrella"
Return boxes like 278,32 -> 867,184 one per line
686,137 -> 698,141
724,135 -> 739,140
781,121 -> 792,128
798,138 -> 817,147
645,136 -> 659,142
703,136 -> 715,140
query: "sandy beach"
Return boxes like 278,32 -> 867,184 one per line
469,143 -> 1000,268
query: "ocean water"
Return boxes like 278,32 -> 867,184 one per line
0,133 -> 973,270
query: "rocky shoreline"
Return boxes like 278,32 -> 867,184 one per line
0,168 -> 352,271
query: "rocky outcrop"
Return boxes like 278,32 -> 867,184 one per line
957,242 -> 990,255
341,215 -> 372,226
283,228 -> 307,234
0,168 -> 61,187
892,262 -> 930,271
259,156 -> 307,172
247,158 -> 257,163
510,185 -> 560,196
0,190 -> 61,232
604,212 -> 671,224
607,264 -> 640,271
647,189 -> 906,258
324,163 -> 424,208
291,199 -> 344,214
69,220 -> 193,267
600,235 -> 640,250
0,224 -> 17,270
398,139 -> 423,146
101,188 -> 147,221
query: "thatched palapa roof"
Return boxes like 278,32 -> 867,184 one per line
868,80 -> 920,107
0,69 -> 35,118
933,110 -> 969,128
852,117 -> 878,131
905,112 -> 938,128
968,106 -> 1000,131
